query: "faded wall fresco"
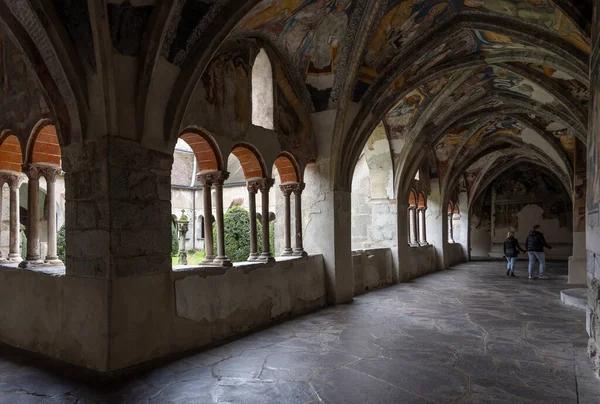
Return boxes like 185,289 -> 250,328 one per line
0,27 -> 49,144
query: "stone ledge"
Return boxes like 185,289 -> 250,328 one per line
561,288 -> 587,310
0,263 -> 66,277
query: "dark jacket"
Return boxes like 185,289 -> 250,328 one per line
525,231 -> 552,252
504,237 -> 525,258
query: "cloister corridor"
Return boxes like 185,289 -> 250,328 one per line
0,260 -> 596,404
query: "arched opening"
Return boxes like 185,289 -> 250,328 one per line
447,202 -> 455,243
0,134 -> 24,262
20,123 -> 64,267
408,190 -> 418,246
172,130 -> 224,266
251,48 -> 274,130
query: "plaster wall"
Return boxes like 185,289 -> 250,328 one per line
108,256 -> 326,370
404,245 -> 437,279
352,248 -> 393,296
0,267 -> 108,371
447,243 -> 464,267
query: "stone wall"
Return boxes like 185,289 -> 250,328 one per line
587,1 -> 600,373
447,243 -> 463,267
352,248 -> 393,296
108,255 -> 326,370
405,245 -> 437,280
0,266 -> 108,370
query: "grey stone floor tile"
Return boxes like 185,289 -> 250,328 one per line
0,261 -> 598,403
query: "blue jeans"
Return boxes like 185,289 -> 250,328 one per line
528,252 -> 546,276
506,257 -> 517,273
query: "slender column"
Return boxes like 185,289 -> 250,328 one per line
448,215 -> 454,243
212,171 -> 232,267
258,178 -> 275,263
409,207 -> 418,246
198,173 -> 215,264
43,167 -> 62,265
19,166 -> 44,268
292,182 -> 307,256
0,183 -> 4,261
247,181 -> 260,261
280,184 -> 294,256
7,175 -> 23,262
418,207 -> 428,245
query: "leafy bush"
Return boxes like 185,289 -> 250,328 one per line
57,224 -> 66,262
210,206 -> 274,263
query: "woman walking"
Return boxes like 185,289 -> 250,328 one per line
504,231 -> 526,277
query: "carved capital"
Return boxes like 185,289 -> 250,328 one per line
39,166 -> 61,183
197,171 -> 229,187
0,171 -> 25,189
290,182 -> 305,195
24,165 -> 43,181
257,178 -> 275,193
247,180 -> 261,194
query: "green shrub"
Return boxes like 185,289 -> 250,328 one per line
269,220 -> 275,254
57,224 -> 66,262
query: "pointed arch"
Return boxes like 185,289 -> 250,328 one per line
251,48 -> 274,130
26,120 -> 61,166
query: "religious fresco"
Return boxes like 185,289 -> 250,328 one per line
0,28 -> 48,140
527,63 -> 589,107
239,0 -> 355,111
526,114 -> 576,159
492,165 -> 569,229
463,0 -> 590,54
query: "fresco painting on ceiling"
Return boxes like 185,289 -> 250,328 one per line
202,47 -> 252,134
528,64 -> 589,107
463,0 -> 590,53
385,75 -> 450,138
240,0 -> 354,111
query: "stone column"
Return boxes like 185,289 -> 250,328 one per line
247,181 -> 260,261
258,178 -> 275,263
408,207 -> 418,246
418,207 -> 428,245
212,171 -> 232,267
0,182 -> 4,262
42,167 -> 62,265
7,174 -> 23,262
448,215 -> 454,243
280,184 -> 294,256
198,173 -> 215,264
19,165 -> 44,268
292,182 -> 307,257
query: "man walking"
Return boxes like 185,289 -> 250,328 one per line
525,225 -> 553,280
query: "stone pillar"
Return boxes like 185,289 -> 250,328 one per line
569,139 -> 587,284
280,184 -> 294,256
212,171 -> 232,267
247,181 -> 260,261
408,207 -> 418,246
448,214 -> 454,243
292,182 -> 307,257
418,207 -> 428,245
198,173 -> 215,264
7,175 -> 23,262
19,166 -> 44,268
41,167 -> 62,265
258,178 -> 275,263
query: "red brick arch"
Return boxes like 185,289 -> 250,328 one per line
0,132 -> 23,172
418,192 -> 426,208
230,143 -> 266,181
27,122 -> 61,166
408,190 -> 417,207
273,152 -> 300,184
179,129 -> 223,173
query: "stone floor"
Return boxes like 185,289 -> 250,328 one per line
0,260 -> 599,403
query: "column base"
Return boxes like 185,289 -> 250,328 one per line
292,249 -> 308,257
200,255 -> 216,265
257,253 -> 276,263
18,259 -> 45,268
247,253 -> 260,262
7,253 -> 22,263
44,257 -> 64,266
213,256 -> 233,267
282,248 -> 294,256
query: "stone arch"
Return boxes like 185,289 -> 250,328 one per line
179,128 -> 224,173
273,152 -> 300,184
230,143 -> 267,181
0,131 -> 24,172
251,48 -> 274,130
25,120 -> 62,166
408,190 -> 418,208
418,192 -> 426,209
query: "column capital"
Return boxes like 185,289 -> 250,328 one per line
0,171 -> 25,189
408,205 -> 417,211
23,164 -> 44,181
197,170 -> 229,186
257,178 -> 275,193
279,183 -> 296,196
38,166 -> 62,183
247,179 -> 261,194
417,206 -> 427,212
